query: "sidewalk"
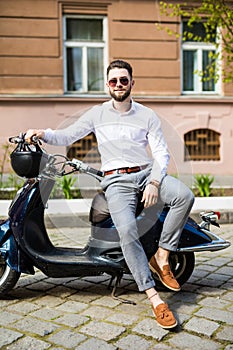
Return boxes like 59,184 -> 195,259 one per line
0,223 -> 232,349
1,195 -> 233,224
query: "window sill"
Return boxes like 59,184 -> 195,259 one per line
0,93 -> 232,104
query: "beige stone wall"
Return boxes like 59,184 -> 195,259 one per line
0,0 -> 180,95
0,0 -> 232,177
0,0 -> 62,94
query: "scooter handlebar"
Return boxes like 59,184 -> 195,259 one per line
9,134 -> 41,146
9,134 -> 104,178
69,158 -> 104,178
87,167 -> 104,178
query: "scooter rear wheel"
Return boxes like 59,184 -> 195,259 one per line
151,252 -> 195,289
0,255 -> 20,295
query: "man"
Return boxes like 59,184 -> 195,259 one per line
25,59 -> 194,329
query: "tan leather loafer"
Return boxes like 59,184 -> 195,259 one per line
152,302 -> 177,329
149,256 -> 181,292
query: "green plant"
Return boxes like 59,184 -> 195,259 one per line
49,175 -> 81,199
2,173 -> 24,190
220,187 -> 225,196
50,180 -> 64,199
60,175 -> 77,199
170,173 -> 178,179
194,174 -> 214,197
0,143 -> 12,188
158,1 -> 233,84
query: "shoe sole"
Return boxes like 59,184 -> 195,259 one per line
149,263 -> 181,292
156,320 -> 178,329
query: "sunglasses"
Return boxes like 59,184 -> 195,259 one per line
108,76 -> 130,87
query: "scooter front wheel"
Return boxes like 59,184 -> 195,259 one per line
0,255 -> 20,295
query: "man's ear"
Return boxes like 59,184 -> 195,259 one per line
131,79 -> 135,87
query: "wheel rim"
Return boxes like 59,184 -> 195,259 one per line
0,256 -> 11,284
169,253 -> 187,280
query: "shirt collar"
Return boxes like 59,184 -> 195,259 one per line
105,99 -> 136,115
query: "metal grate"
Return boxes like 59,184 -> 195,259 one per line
67,133 -> 101,163
184,128 -> 220,161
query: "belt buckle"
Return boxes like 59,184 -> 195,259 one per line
119,168 -> 127,174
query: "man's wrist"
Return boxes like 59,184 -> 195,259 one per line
149,180 -> 160,188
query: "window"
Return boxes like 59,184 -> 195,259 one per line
64,16 -> 108,94
67,133 -> 100,163
184,129 -> 220,161
182,21 -> 219,94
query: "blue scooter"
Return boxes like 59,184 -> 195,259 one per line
0,134 -> 230,299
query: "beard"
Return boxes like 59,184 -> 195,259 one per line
110,87 -> 131,102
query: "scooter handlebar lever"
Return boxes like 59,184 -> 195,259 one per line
9,135 -> 24,144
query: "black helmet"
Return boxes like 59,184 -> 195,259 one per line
10,141 -> 48,178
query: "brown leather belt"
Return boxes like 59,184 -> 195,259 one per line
104,164 -> 148,176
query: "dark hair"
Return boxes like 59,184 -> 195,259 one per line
107,60 -> 133,79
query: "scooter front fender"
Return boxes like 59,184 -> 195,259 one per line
0,219 -> 34,274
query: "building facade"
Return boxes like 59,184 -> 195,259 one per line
0,0 -> 233,184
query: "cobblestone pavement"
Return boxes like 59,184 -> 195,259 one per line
0,222 -> 233,350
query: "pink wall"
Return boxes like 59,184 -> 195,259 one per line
0,98 -> 233,178
142,100 -> 233,177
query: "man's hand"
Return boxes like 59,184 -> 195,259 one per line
25,129 -> 45,143
141,183 -> 159,208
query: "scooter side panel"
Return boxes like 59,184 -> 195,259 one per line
0,188 -> 36,275
0,219 -> 33,274
158,209 -> 212,248
92,208 -> 212,249
0,220 -> 18,270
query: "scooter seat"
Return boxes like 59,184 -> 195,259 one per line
89,192 -> 110,224
89,191 -> 144,224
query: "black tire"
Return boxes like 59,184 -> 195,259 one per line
0,255 -> 20,295
151,252 -> 195,289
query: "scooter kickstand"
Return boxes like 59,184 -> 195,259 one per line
111,275 -> 136,305
108,275 -> 115,290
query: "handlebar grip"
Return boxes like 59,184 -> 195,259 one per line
87,166 -> 104,178
31,135 -> 42,145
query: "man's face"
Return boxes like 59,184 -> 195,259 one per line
106,68 -> 134,102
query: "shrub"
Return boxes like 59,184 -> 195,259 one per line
194,174 -> 214,197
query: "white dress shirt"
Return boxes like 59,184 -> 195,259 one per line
43,99 -> 170,182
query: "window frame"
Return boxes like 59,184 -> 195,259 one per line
63,14 -> 108,95
184,128 -> 221,161
67,133 -> 101,163
181,22 -> 221,95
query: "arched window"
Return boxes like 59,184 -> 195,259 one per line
184,128 -> 220,161
67,133 -> 100,163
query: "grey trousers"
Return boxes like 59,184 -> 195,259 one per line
101,168 -> 195,292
